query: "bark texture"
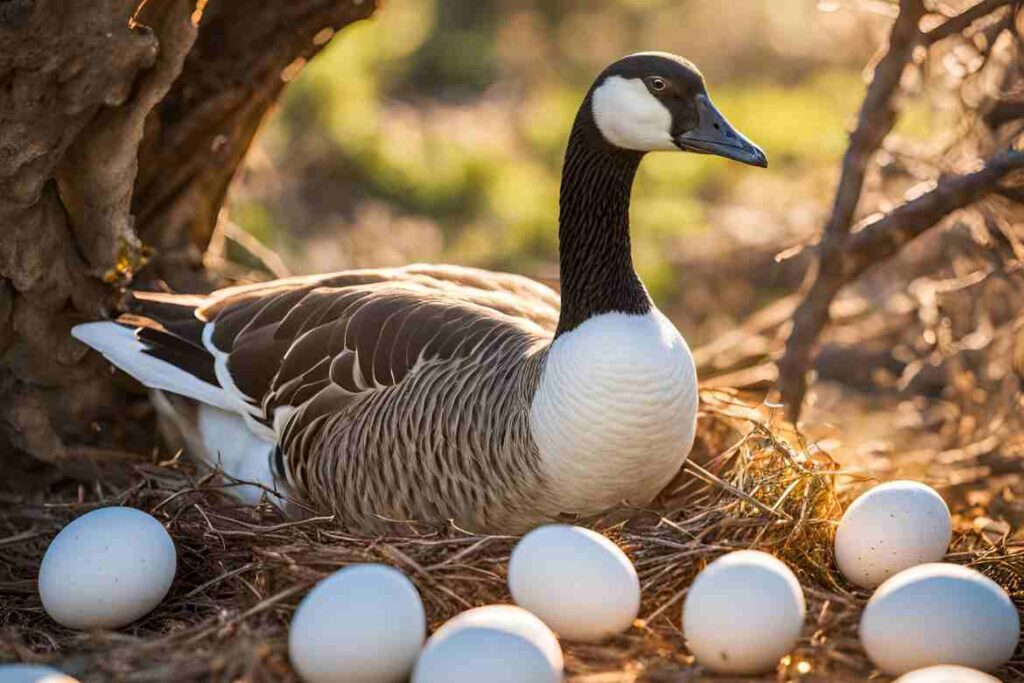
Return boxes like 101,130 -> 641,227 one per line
0,0 -> 376,461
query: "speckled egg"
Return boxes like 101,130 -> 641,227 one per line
38,507 -> 176,630
834,480 -> 951,588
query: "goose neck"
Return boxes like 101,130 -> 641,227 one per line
555,113 -> 650,336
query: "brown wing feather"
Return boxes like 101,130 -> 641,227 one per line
199,265 -> 559,332
192,265 -> 557,417
110,265 -> 557,416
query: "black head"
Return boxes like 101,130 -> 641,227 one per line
588,52 -> 767,167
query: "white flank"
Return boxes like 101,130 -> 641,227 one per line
71,322 -> 238,413
529,310 -> 698,515
197,405 -> 282,506
591,76 -> 676,152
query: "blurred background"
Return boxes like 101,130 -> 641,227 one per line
222,0 -> 898,347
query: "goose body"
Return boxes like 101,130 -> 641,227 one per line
73,53 -> 765,533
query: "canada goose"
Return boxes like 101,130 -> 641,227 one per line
73,52 -> 766,533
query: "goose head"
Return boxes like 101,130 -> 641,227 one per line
588,52 -> 767,167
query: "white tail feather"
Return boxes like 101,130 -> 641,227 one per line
71,322 -> 239,413
74,322 -> 287,508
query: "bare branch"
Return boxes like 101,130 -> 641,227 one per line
922,0 -> 1014,44
777,0 -> 927,421
823,0 -> 927,244
777,149 -> 1024,422
985,100 -> 1024,127
846,149 -> 1024,276
775,0 -> 1024,421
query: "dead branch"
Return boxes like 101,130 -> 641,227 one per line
777,0 -> 928,421
776,0 -> 1023,422
923,0 -> 1014,44
846,150 -> 1024,276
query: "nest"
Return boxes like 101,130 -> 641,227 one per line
1,390 -> 1022,682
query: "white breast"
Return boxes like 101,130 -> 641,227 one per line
529,310 -> 698,515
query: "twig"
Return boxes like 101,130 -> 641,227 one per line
777,149 -> 1024,418
683,459 -> 792,520
180,563 -> 258,600
209,218 -> 293,279
923,0 -> 1014,44
380,544 -> 475,610
0,529 -> 49,546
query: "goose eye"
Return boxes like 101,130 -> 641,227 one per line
649,78 -> 666,92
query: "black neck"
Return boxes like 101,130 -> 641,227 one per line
555,100 -> 650,336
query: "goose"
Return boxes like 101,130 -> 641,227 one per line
72,52 -> 766,534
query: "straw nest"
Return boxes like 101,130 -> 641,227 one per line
1,389 -> 1021,682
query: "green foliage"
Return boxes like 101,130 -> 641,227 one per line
230,200 -> 279,246
240,0 -> 874,301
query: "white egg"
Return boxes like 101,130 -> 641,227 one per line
38,507 -> 176,629
426,605 -> 563,669
508,525 -> 639,642
834,480 -> 951,588
289,564 -> 425,683
682,550 -> 806,675
413,605 -> 563,683
860,563 -> 1019,675
0,665 -> 79,683
894,665 -> 1002,682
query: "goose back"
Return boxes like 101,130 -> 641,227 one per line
133,265 -> 562,532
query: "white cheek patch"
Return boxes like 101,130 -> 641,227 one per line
591,76 -> 676,152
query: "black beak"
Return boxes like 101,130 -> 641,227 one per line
673,94 -> 767,168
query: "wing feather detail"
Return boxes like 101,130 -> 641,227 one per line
196,265 -> 557,429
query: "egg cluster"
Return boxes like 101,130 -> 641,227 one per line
264,485 -> 1024,681
829,481 -> 1018,679
287,525 -> 630,682
7,480 -> 1020,682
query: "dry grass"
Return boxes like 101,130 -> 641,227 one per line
1,390 -> 1022,682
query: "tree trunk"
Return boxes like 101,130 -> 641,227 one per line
0,0 -> 376,462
